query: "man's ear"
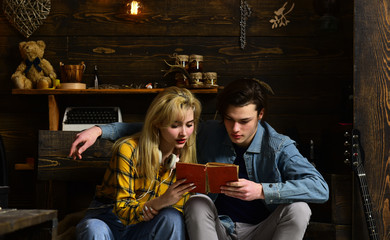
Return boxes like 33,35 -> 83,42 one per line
258,108 -> 265,120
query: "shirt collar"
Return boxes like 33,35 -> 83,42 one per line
222,121 -> 264,154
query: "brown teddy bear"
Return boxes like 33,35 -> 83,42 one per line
11,40 -> 56,89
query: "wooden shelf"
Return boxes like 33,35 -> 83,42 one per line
12,88 -> 219,131
12,88 -> 218,95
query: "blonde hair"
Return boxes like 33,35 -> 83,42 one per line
112,87 -> 202,180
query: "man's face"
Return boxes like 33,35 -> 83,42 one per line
223,104 -> 264,147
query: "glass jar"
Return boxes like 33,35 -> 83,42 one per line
190,72 -> 203,87
203,72 -> 217,86
175,73 -> 189,88
188,54 -> 203,73
174,55 -> 189,87
176,55 -> 189,70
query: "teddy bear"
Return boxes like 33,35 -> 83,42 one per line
11,40 -> 56,89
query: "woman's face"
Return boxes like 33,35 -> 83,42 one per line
159,108 -> 195,152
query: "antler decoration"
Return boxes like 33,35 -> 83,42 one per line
162,60 -> 191,80
240,0 -> 252,49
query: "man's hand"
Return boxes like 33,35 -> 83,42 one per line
220,178 -> 264,201
68,126 -> 102,160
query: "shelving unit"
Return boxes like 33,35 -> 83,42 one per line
11,88 -> 218,95
12,88 -> 219,130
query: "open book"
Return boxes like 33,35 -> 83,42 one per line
176,162 -> 239,193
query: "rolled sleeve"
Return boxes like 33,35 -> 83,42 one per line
99,122 -> 143,141
262,182 -> 281,204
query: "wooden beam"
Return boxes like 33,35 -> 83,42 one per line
48,95 -> 59,131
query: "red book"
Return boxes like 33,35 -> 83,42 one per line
176,162 -> 239,193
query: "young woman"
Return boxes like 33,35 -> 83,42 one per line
76,86 -> 201,240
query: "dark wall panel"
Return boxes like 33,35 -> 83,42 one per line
0,0 -> 353,213
354,0 -> 390,239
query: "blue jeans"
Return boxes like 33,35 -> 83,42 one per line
77,199 -> 186,240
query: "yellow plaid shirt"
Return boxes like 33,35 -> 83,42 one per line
95,138 -> 192,225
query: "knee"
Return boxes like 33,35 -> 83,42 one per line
291,202 -> 311,219
76,218 -> 113,240
184,195 -> 218,227
151,208 -> 185,238
284,202 -> 312,227
157,208 -> 185,229
184,195 -> 215,216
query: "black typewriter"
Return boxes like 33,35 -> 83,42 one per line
62,107 -> 122,131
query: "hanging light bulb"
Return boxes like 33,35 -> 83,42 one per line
127,0 -> 141,15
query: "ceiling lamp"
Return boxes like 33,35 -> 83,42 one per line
126,0 -> 141,15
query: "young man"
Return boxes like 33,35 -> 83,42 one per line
69,78 -> 329,240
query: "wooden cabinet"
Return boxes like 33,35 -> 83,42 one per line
12,88 -> 218,130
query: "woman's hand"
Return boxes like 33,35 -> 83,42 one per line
146,179 -> 195,214
142,205 -> 159,221
160,179 -> 195,206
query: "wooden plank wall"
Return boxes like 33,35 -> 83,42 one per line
354,0 -> 390,239
0,0 -> 353,216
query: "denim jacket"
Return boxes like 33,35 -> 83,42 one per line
196,120 -> 329,204
100,121 -> 329,233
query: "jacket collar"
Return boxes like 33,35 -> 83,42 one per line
247,121 -> 263,153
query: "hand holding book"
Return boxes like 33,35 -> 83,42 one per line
176,162 -> 239,194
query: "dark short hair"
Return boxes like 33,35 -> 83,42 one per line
217,78 -> 274,118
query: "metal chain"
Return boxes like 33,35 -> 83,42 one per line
240,0 -> 252,49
